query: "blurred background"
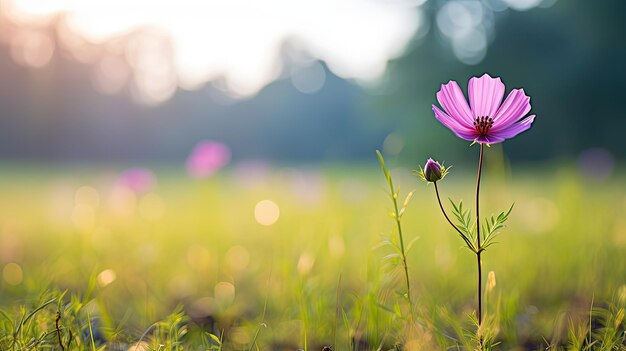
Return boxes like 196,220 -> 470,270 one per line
0,0 -> 624,168
0,1 -> 625,347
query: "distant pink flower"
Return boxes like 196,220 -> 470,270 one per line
432,73 -> 536,144
186,141 -> 231,178
118,167 -> 156,193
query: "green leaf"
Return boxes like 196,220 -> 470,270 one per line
448,198 -> 477,251
376,150 -> 385,170
372,238 -> 393,250
382,253 -> 401,262
481,203 -> 514,249
375,303 -> 397,315
207,332 -> 222,346
402,190 -> 415,209
404,236 -> 420,254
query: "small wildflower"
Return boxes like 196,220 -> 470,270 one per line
417,158 -> 449,183
117,167 -> 156,194
186,140 -> 231,178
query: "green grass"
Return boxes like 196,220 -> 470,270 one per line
0,161 -> 624,350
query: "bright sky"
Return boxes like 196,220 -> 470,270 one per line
4,0 -> 422,102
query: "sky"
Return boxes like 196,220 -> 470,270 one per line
2,0 -> 421,102
1,0 -> 554,104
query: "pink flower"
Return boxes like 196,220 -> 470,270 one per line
118,167 -> 156,194
186,141 -> 231,178
432,73 -> 536,144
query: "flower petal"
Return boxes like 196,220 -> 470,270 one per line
436,80 -> 474,127
490,115 -> 535,140
468,73 -> 505,119
491,89 -> 531,132
432,105 -> 477,141
475,134 -> 506,144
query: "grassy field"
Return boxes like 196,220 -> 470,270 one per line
0,160 -> 624,350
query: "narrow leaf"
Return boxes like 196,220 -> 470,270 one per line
405,237 -> 420,254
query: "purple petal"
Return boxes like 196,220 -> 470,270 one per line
490,115 -> 535,140
468,74 -> 505,119
436,80 -> 474,127
475,134 -> 505,144
491,89 -> 531,132
432,105 -> 477,141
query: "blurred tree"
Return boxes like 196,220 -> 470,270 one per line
382,0 -> 626,163
0,0 -> 624,164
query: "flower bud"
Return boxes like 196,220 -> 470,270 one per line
416,158 -> 449,183
424,159 -> 442,182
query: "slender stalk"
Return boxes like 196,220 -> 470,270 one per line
55,312 -> 65,351
475,144 -> 485,327
433,182 -> 474,250
248,269 -> 271,351
333,274 -> 342,349
376,151 -> 414,319
299,280 -> 309,351
389,180 -> 414,318
433,182 -> 460,235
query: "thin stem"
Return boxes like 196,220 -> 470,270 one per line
376,151 -> 414,320
333,273 -> 342,349
55,312 -> 65,351
389,179 -> 414,319
433,182 -> 474,250
476,144 -> 485,327
248,268 -> 272,351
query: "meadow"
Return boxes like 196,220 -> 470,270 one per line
0,158 -> 624,350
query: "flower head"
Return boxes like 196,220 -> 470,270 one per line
432,73 -> 535,144
118,167 -> 156,194
186,140 -> 231,178
417,158 -> 449,183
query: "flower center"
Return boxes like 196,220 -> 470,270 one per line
473,116 -> 493,136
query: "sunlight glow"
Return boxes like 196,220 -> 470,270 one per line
226,245 -> 250,272
297,252 -> 315,275
10,30 -> 55,68
75,186 -> 100,208
108,185 -> 138,217
214,281 -> 236,305
328,235 -> 345,258
97,268 -> 117,287
2,263 -> 23,286
187,245 -> 212,271
3,0 -> 421,102
434,0 -> 556,64
254,200 -> 280,226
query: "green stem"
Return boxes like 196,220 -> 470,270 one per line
433,182 -> 475,250
376,151 -> 414,320
476,144 -> 485,328
389,179 -> 414,319
55,312 -> 65,351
